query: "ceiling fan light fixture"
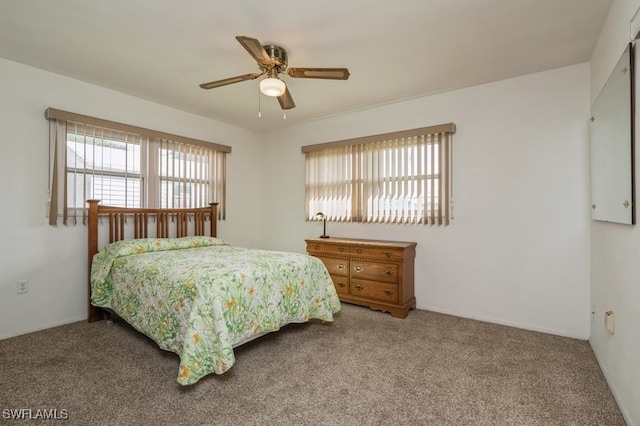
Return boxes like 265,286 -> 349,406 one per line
199,36 -> 349,111
260,77 -> 286,97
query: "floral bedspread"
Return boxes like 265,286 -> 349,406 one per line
90,236 -> 341,385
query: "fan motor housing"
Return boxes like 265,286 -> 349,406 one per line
262,45 -> 288,70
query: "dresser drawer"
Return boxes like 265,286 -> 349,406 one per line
330,275 -> 350,295
319,257 -> 350,276
351,279 -> 399,303
351,260 -> 398,284
306,242 -> 350,255
350,246 -> 404,261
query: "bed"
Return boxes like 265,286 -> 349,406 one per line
86,200 -> 341,385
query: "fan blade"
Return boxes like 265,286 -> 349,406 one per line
286,68 -> 350,80
236,36 -> 275,68
199,73 -> 261,90
277,87 -> 296,110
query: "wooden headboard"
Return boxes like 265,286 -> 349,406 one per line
87,199 -> 218,322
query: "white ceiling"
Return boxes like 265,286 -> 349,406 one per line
0,0 -> 613,132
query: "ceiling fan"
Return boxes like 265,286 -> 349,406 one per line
199,36 -> 350,110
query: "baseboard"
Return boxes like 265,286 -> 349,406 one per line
421,305 -> 589,340
0,315 -> 86,340
589,342 -> 634,426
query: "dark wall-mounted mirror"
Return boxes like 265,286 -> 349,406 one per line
590,42 -> 635,225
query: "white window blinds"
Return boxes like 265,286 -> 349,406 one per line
46,108 -> 230,225
154,138 -> 226,211
303,123 -> 455,225
65,122 -> 143,210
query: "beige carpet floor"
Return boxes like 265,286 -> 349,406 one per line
0,304 -> 625,425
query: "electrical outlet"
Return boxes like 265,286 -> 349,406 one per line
591,304 -> 596,321
17,280 -> 29,294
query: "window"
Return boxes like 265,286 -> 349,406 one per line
46,108 -> 230,225
155,138 -> 225,210
302,123 -> 455,225
65,123 -> 143,209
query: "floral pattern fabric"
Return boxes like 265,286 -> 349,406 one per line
91,237 -> 341,385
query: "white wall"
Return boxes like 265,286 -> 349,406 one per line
259,63 -> 592,340
590,0 -> 640,424
0,58 -> 263,339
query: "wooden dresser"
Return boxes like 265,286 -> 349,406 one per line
305,237 -> 416,318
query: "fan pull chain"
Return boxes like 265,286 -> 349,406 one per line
258,86 -> 262,118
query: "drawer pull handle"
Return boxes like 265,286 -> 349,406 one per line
355,284 -> 364,291
337,264 -> 345,270
338,247 -> 345,252
384,270 -> 392,276
356,248 -> 362,254
385,252 -> 392,258
354,266 -> 363,273
337,282 -> 346,288
314,245 -> 319,250
384,289 -> 394,296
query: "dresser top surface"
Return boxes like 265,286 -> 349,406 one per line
305,237 -> 416,249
